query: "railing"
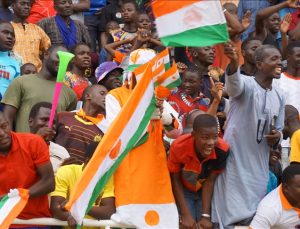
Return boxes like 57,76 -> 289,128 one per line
12,218 -> 248,228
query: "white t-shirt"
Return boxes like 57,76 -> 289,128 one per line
250,185 -> 300,229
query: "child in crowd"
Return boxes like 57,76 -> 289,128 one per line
21,63 -> 37,75
267,145 -> 282,194
168,114 -> 230,229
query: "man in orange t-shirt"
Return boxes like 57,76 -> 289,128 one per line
27,0 -> 56,24
0,112 -> 54,227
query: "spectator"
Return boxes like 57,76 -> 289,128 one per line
2,45 -> 77,132
28,102 -> 70,173
95,61 -> 123,91
84,0 -> 106,52
212,44 -> 285,227
255,0 -> 299,51
27,0 -> 56,24
168,114 -> 229,229
11,0 -> 51,71
0,111 -> 55,226
0,21 -> 21,104
50,141 -> 115,227
283,105 -> 300,164
288,9 -> 300,31
250,164 -> 300,228
55,84 -> 107,163
267,145 -> 282,194
182,109 -> 205,134
240,37 -> 263,76
237,0 -> 271,40
38,0 -> 91,50
0,0 -> 13,21
64,43 -> 92,100
21,63 -> 37,75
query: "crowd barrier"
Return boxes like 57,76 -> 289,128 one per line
12,218 -> 248,229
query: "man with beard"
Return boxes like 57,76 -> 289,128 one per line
212,44 -> 285,228
38,0 -> 90,50
2,45 -> 77,132
11,0 -> 51,71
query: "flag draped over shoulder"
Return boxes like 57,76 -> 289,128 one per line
152,0 -> 229,47
0,189 -> 29,229
65,49 -> 181,228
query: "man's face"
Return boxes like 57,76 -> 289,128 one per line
0,114 -> 12,153
256,48 -> 282,79
287,47 -> 300,69
266,13 -> 281,34
103,69 -> 123,91
182,71 -> 201,97
54,0 -> 73,17
89,85 -> 108,110
244,40 -> 262,65
0,22 -> 15,51
192,126 -> 218,158
73,44 -> 91,70
193,46 -> 215,66
12,0 -> 31,19
284,174 -> 300,204
29,107 -> 56,135
45,46 -> 68,77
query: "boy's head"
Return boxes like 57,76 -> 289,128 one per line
121,0 -> 138,23
181,66 -> 202,97
136,12 -> 151,30
283,105 -> 300,139
241,37 -> 263,65
106,20 -> 120,34
269,144 -> 282,166
286,41 -> 300,69
189,46 -> 215,66
192,114 -> 218,158
266,12 -> 281,34
21,63 -> 37,75
183,109 -> 205,134
0,21 -> 15,52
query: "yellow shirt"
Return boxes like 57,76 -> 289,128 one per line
290,129 -> 300,163
11,22 -> 51,71
51,164 -> 114,229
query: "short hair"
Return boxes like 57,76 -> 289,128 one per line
85,141 -> 99,159
121,0 -> 138,10
282,164 -> 300,184
193,114 -> 218,132
70,43 -> 90,54
254,44 -> 278,62
81,84 -> 106,103
47,44 -> 67,54
29,102 -> 52,119
184,65 -> 202,78
241,37 -> 262,51
21,63 -> 36,71
286,41 -> 300,56
285,105 -> 299,122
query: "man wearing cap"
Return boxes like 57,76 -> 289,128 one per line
95,61 -> 123,91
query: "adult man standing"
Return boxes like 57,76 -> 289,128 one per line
212,44 -> 285,228
2,45 -> 77,132
55,84 -> 107,163
0,21 -> 21,111
0,111 -> 55,226
11,0 -> 51,71
38,0 -> 91,50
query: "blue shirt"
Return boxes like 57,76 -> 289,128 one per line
237,0 -> 271,41
84,0 -> 106,15
0,51 -> 21,97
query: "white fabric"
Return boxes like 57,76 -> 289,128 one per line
250,186 -> 300,229
49,142 -> 70,173
70,0 -> 84,23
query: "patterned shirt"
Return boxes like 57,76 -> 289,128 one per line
64,71 -> 91,100
37,16 -> 91,48
11,22 -> 51,71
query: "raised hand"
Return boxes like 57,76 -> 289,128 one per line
286,0 -> 300,8
210,77 -> 224,103
242,10 -> 252,30
280,13 -> 292,34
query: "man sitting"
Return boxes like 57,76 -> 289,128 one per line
250,164 -> 300,228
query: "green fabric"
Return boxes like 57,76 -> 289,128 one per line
161,23 -> 229,47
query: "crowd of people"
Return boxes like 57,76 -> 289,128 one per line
0,0 -> 300,228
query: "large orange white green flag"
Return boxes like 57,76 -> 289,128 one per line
65,55 -> 179,228
152,0 -> 229,47
0,189 -> 29,229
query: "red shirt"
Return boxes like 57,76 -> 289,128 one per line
289,10 -> 300,31
0,132 -> 51,221
168,134 -> 229,192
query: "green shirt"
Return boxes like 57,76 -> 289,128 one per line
2,74 -> 77,132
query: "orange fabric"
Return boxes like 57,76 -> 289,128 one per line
215,40 -> 244,71
27,0 -> 56,24
152,0 -> 199,18
108,85 -> 132,108
0,132 -> 51,223
76,109 -> 105,125
279,185 -> 300,217
282,72 -> 300,80
114,50 -> 126,64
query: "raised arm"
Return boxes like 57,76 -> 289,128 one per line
224,10 -> 244,37
72,0 -> 90,13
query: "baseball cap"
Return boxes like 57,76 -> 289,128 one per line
95,61 -> 124,83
